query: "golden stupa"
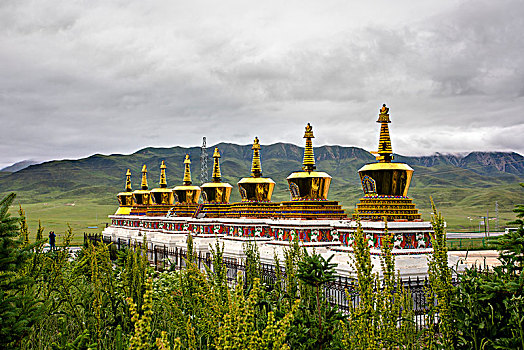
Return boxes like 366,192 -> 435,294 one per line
131,165 -> 152,215
148,161 -> 174,216
171,155 -> 202,217
354,104 -> 421,221
280,124 -> 345,219
286,123 -> 332,200
200,148 -> 233,217
115,169 -> 133,215
230,137 -> 280,218
238,137 -> 276,201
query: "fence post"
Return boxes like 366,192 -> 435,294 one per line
154,246 -> 157,268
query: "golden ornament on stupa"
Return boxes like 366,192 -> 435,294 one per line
355,104 -> 421,221
200,148 -> 233,203
173,155 -> 202,204
286,123 -> 332,200
131,165 -> 152,215
237,137 -> 275,202
149,161 -> 174,216
115,169 -> 133,215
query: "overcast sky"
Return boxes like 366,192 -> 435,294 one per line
1,0 -> 523,169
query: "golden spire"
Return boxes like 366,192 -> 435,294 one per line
159,160 -> 167,188
212,147 -> 222,182
251,137 -> 262,177
141,165 -> 148,190
375,104 -> 393,163
302,123 -> 316,172
125,169 -> 132,192
183,154 -> 192,185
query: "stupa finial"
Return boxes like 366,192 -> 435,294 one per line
141,165 -> 148,190
183,154 -> 192,185
125,169 -> 132,192
159,161 -> 167,188
212,147 -> 222,182
375,104 -> 393,163
378,103 -> 390,122
302,123 -> 316,172
251,137 -> 262,177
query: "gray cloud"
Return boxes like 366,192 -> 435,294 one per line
0,0 -> 522,169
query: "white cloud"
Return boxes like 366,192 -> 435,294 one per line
0,0 -> 522,169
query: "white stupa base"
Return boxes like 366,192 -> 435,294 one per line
102,217 -> 465,279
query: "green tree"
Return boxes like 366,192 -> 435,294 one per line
0,193 -> 42,348
493,183 -> 524,273
243,239 -> 261,290
35,220 -> 44,242
18,204 -> 29,246
451,184 -> 524,349
426,198 -> 455,348
287,251 -> 344,350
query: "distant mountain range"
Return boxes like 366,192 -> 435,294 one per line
0,143 -> 522,211
0,160 -> 39,173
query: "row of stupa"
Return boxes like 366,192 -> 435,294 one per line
115,105 -> 421,221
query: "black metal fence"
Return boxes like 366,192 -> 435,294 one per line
85,233 -> 436,331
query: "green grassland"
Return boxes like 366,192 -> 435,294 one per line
9,198 -> 114,246
447,237 -> 498,251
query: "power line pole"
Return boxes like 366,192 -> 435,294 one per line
496,201 -> 499,232
486,209 -> 489,237
200,137 -> 208,185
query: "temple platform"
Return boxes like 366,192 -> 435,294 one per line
169,204 -> 199,217
354,196 -> 422,221
103,214 -> 463,278
279,200 -> 346,219
228,202 -> 281,218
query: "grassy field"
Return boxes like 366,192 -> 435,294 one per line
447,237 -> 499,251
431,206 -> 514,232
9,199 -> 115,246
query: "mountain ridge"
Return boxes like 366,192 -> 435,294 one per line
0,160 -> 39,173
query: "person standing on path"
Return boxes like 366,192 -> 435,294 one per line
48,231 -> 56,250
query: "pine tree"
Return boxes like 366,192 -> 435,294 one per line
36,220 -> 44,242
451,184 -> 524,348
0,193 -> 42,348
493,183 -> 524,273
18,204 -> 29,246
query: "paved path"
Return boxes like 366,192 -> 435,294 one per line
447,231 -> 505,239
449,250 -> 501,269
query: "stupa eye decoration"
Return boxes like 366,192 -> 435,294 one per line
289,182 -> 300,199
361,176 -> 377,195
161,192 -> 169,204
239,186 -> 248,200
